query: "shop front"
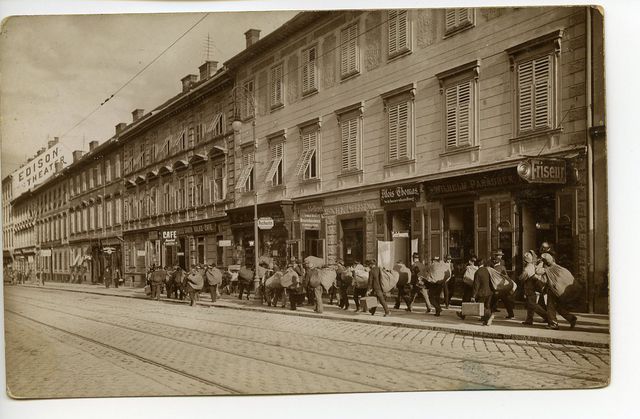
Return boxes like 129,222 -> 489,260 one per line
422,157 -> 584,288
378,183 -> 422,267
228,202 -> 293,269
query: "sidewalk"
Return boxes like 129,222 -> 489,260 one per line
14,282 -> 610,348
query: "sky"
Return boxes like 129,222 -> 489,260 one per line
0,8 -> 297,178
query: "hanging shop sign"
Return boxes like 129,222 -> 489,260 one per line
392,231 -> 410,238
218,239 -> 232,247
517,158 -> 567,184
162,231 -> 177,246
257,217 -> 275,230
380,183 -> 420,205
300,214 -> 322,230
102,247 -> 116,254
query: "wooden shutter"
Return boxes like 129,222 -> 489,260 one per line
388,103 -> 399,160
271,64 -> 283,107
389,10 -> 408,56
341,116 -> 358,171
458,80 -> 472,146
445,9 -> 457,33
397,101 -> 409,158
302,47 -> 316,94
475,200 -> 491,260
533,55 -> 552,129
388,11 -> 398,56
427,205 -> 443,260
341,119 -> 350,171
341,24 -> 358,77
445,86 -> 458,149
518,59 -> 534,132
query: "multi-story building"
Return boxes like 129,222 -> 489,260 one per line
2,175 -> 14,267
225,8 -> 606,311
66,137 -> 124,284
11,187 -> 37,279
120,60 -> 235,286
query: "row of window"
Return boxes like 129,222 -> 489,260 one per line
69,198 -> 122,235
38,216 -> 67,243
238,39 -> 557,191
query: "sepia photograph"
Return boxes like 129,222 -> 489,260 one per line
0,0 -> 632,416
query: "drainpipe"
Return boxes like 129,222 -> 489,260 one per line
586,7 -> 595,313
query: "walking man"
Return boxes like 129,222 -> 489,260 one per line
471,259 -> 495,326
367,259 -> 390,317
521,250 -> 548,325
336,259 -> 351,310
206,263 -> 223,303
408,254 -> 435,313
150,266 -> 166,301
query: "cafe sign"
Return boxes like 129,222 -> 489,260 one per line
517,158 -> 566,184
162,231 -> 177,246
380,183 -> 420,205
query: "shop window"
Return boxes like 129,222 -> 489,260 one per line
302,45 -> 318,95
270,63 -> 284,109
444,8 -> 474,36
266,141 -> 284,186
340,23 -> 360,79
475,201 -> 490,260
427,206 -> 443,260
388,10 -> 410,58
236,149 -> 255,193
507,30 -> 562,137
497,201 -> 514,270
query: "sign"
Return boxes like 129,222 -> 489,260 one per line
517,158 -> 567,184
392,231 -> 410,238
380,183 -> 420,205
162,231 -> 177,246
218,239 -> 232,247
136,250 -> 146,257
40,249 -> 52,257
257,217 -> 274,230
300,214 -> 321,230
177,252 -> 185,256
11,141 -> 72,199
424,168 -> 523,199
148,231 -> 159,240
103,247 -> 116,254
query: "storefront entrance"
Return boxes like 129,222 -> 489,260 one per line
386,209 -> 411,265
341,218 -> 364,266
444,205 -> 475,265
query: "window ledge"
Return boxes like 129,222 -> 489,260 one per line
340,71 -> 360,83
241,191 -> 257,198
510,127 -> 563,143
384,158 -> 415,169
301,89 -> 318,99
443,23 -> 474,39
268,184 -> 287,192
337,169 -> 363,179
300,177 -> 321,185
387,48 -> 412,62
270,104 -> 284,113
440,145 -> 480,157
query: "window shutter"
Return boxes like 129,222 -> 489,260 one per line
348,118 -> 358,170
302,47 -> 316,94
459,8 -> 471,26
349,24 -> 357,74
397,10 -> 408,52
341,27 -> 349,77
518,59 -> 534,132
397,101 -> 409,158
341,120 -> 350,171
341,24 -> 358,77
388,104 -> 399,160
445,86 -> 458,149
457,80 -> 472,146
533,55 -> 552,129
388,10 -> 398,56
302,51 -> 310,94
445,9 -> 457,33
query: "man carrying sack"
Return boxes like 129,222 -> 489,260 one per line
367,259 -> 390,317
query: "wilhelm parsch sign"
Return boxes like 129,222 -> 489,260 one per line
12,143 -> 72,198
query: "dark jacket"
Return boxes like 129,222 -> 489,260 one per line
473,266 -> 493,299
368,266 -> 383,292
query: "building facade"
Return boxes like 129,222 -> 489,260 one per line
225,7 -> 607,312
2,175 -> 14,268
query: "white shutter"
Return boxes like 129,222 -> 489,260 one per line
533,55 -> 552,129
302,47 -> 317,94
445,86 -> 458,149
445,9 -> 457,33
271,64 -> 283,107
518,59 -> 534,132
341,119 -> 350,171
457,80 -> 472,146
349,118 -> 358,170
341,24 -> 358,77
397,101 -> 409,158
397,10 -> 408,52
388,104 -> 399,160
388,10 -> 398,56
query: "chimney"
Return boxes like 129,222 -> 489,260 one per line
199,61 -> 218,81
55,161 -> 63,172
72,150 -> 84,162
132,109 -> 144,122
181,74 -> 198,93
245,29 -> 261,48
115,122 -> 127,135
89,140 -> 99,151
47,137 -> 59,148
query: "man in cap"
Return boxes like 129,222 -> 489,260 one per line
408,253 -> 435,313
471,258 -> 495,326
367,259 -> 390,317
335,258 -> 351,310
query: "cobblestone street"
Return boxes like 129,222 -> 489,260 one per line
4,286 -> 609,398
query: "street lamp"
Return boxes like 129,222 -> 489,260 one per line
231,85 -> 261,298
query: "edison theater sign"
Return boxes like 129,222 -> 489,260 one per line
12,142 -> 72,197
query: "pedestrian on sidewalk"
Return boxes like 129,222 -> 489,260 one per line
408,255 -> 435,313
393,258 -> 413,311
335,259 -> 350,310
443,254 -> 454,309
491,259 -> 516,319
186,266 -> 204,306
521,250 -> 548,325
539,253 -> 578,330
367,259 -> 390,317
104,266 -> 112,289
150,266 -> 166,301
351,261 -> 368,312
471,259 -> 495,326
205,263 -> 223,303
462,257 -> 478,303
286,257 -> 304,310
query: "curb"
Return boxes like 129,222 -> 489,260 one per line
18,284 -> 609,348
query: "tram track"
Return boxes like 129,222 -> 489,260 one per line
8,289 -> 608,388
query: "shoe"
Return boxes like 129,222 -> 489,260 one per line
456,312 -> 465,320
506,315 -> 515,319
405,308 -> 412,312
486,315 -> 494,326
546,324 -> 560,330
521,321 -> 533,325
569,317 -> 577,329
383,313 -> 389,317
393,305 -> 400,310
434,312 -> 441,317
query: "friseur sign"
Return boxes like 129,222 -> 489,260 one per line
380,183 -> 420,205
11,142 -> 72,198
517,158 -> 567,184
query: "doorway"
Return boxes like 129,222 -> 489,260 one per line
444,205 -> 474,265
341,218 -> 364,266
386,209 -> 411,265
